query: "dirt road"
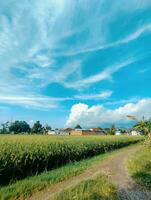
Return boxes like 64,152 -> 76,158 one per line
28,145 -> 151,200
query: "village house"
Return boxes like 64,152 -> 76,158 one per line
131,130 -> 141,136
70,128 -> 105,136
59,128 -> 73,135
48,130 -> 56,135
115,130 -> 121,136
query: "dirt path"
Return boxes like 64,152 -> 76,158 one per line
28,145 -> 151,200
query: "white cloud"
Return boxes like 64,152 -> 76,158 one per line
66,99 -> 151,127
0,95 -> 58,110
0,90 -> 112,110
0,0 -> 151,112
63,23 -> 151,56
64,59 -> 135,89
104,97 -> 140,106
32,54 -> 55,68
75,91 -> 113,100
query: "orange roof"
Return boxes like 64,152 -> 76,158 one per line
64,128 -> 73,131
91,128 -> 102,132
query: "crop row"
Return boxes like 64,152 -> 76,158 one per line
0,135 -> 143,185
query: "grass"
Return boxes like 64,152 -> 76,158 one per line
52,175 -> 119,200
128,145 -> 151,190
0,143 -> 140,200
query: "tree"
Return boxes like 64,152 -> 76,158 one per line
127,115 -> 151,135
9,121 -> 31,134
75,124 -> 82,129
43,124 -> 51,134
0,121 -> 10,134
146,120 -> 151,133
108,124 -> 116,135
120,128 -> 126,134
31,121 -> 43,134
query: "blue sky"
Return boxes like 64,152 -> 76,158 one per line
0,0 -> 151,128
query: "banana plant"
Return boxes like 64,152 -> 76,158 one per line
127,115 -> 151,135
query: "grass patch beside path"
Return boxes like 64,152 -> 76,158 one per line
0,143 -> 140,200
52,175 -> 119,200
128,146 -> 151,190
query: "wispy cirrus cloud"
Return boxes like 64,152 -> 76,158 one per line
63,59 -> 135,89
75,91 -> 113,100
0,0 -> 151,116
0,95 -> 58,110
0,90 -> 112,110
59,23 -> 151,57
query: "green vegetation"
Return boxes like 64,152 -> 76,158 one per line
52,175 -> 119,200
128,146 -> 151,190
0,144 -> 136,200
107,125 -> 116,135
31,120 -> 43,134
127,115 -> 151,135
0,120 -> 48,134
0,135 -> 142,185
9,121 -> 31,134
74,124 -> 82,129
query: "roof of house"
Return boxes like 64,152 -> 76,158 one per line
63,128 -> 74,131
91,128 -> 103,132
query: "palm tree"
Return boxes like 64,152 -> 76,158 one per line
127,115 -> 151,135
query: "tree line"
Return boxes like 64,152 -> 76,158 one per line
0,121 -> 51,134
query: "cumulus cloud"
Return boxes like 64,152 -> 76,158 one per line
66,99 -> 151,127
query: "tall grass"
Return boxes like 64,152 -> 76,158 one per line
0,135 -> 143,185
52,175 -> 119,200
128,146 -> 151,190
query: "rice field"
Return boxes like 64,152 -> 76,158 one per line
0,135 -> 143,185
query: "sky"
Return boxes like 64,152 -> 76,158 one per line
0,0 -> 151,128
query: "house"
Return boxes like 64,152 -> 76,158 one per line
131,130 -> 141,136
90,128 -> 105,135
115,130 -> 121,136
70,128 -> 105,136
48,130 -> 56,135
59,128 -> 73,135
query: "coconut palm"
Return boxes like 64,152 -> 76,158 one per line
127,115 -> 151,135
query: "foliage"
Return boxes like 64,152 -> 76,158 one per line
146,120 -> 151,133
0,121 -> 10,134
31,121 -> 43,134
0,135 -> 142,185
133,121 -> 148,135
127,115 -> 151,135
108,125 -> 116,135
120,129 -> 126,134
44,124 -> 52,134
75,124 -> 82,129
0,120 -> 52,135
53,175 -> 119,200
128,147 -> 151,190
9,121 -> 31,134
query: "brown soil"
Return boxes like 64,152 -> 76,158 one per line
28,145 -> 151,200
